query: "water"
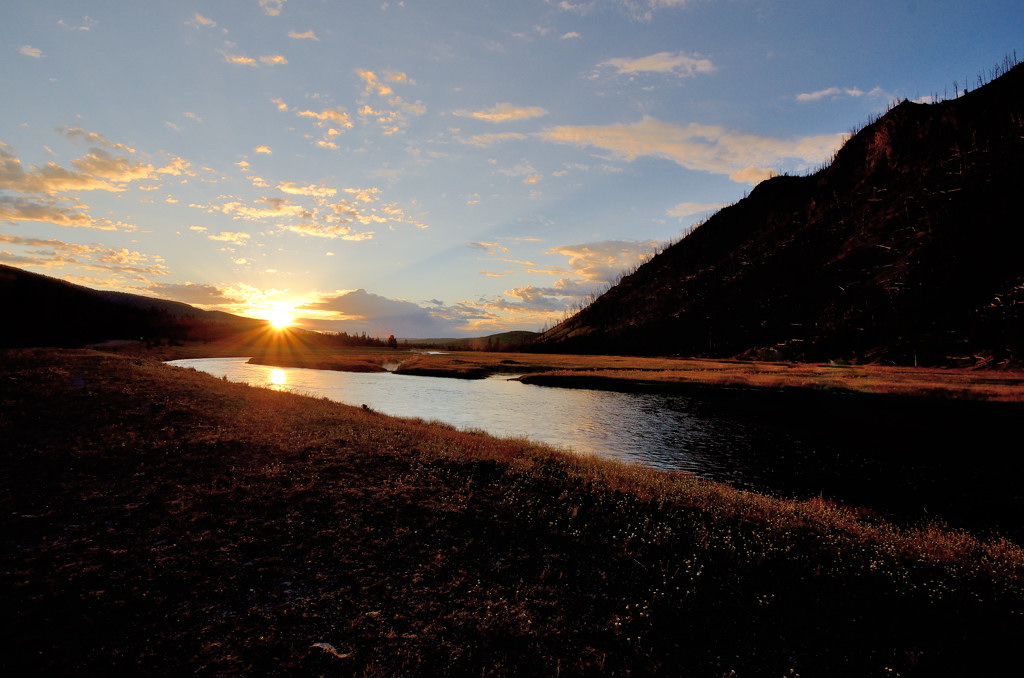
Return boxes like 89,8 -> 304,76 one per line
169,357 -> 1024,538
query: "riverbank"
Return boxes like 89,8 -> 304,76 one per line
106,331 -> 1024,402
4,348 -> 1024,676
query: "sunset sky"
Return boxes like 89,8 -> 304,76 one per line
3,1 -> 1020,337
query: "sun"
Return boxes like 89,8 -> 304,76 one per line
266,308 -> 294,330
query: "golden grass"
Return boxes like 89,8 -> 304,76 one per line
4,348 -> 1024,675
108,329 -> 1024,401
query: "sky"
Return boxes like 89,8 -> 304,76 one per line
3,1 -> 1021,338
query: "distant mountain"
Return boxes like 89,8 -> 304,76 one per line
533,62 -> 1024,367
0,264 -> 266,348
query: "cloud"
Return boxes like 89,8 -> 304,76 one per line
19,45 -> 44,58
190,181 -> 427,239
468,241 -> 510,255
279,99 -> 355,146
0,233 -> 167,279
454,103 -> 549,123
187,13 -> 216,29
0,133 -> 193,232
458,132 -> 528,147
2,139 -> 190,193
617,0 -> 696,21
296,107 -> 353,126
356,69 -> 394,97
598,51 -> 713,77
277,181 -> 336,198
667,201 -> 727,219
547,239 -> 660,286
796,86 -> 885,102
255,145 -> 273,154
148,282 -> 239,305
58,16 -> 98,31
288,29 -> 318,40
225,54 -> 258,66
428,238 -> 665,333
260,0 -> 286,16
497,161 -> 541,182
70,148 -> 159,182
538,117 -> 844,183
561,31 -> 581,39
729,165 -> 774,184
208,231 -> 252,246
260,54 -> 288,65
354,70 -> 425,134
300,288 -> 461,337
58,127 -> 136,153
0,195 -> 131,230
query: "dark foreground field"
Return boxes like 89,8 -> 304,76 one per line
4,349 -> 1024,676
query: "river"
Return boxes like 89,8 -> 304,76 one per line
169,357 -> 1024,539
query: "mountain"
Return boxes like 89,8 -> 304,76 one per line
0,264 -> 265,348
533,62 -> 1024,367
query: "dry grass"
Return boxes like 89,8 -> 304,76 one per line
107,331 -> 1024,401
3,348 -> 1024,676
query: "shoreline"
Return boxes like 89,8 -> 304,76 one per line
125,335 -> 1024,403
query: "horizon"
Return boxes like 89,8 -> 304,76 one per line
2,1 -> 1021,337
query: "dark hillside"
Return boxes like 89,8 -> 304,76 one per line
0,264 -> 265,347
534,62 -> 1024,366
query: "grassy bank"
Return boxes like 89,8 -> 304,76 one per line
103,328 -> 1024,401
3,348 -> 1024,676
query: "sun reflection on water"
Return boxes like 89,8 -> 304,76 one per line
269,368 -> 287,390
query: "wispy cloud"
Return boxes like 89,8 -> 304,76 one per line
354,69 -> 425,134
667,201 -> 728,219
0,195 -> 132,231
225,54 -> 257,66
538,117 -> 844,183
259,0 -> 286,17
260,54 -> 288,65
295,106 -> 353,126
457,132 -> 528,147
187,13 -> 217,29
288,29 -> 318,40
555,0 -> 696,22
254,145 -> 273,154
58,16 -> 98,31
0,139 -> 192,209
19,45 -> 43,58
796,86 -> 885,102
190,180 -> 427,240
454,103 -> 549,123
598,51 -> 713,77
468,241 -> 510,255
0,233 -> 167,279
147,282 -> 240,305
208,231 -> 252,246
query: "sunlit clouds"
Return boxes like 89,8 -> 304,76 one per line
454,104 -> 549,123
796,86 -> 886,103
597,51 -> 714,77
0,234 -> 167,280
539,119 -> 845,183
288,30 -> 318,40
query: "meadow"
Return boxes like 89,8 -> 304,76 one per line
4,347 -> 1024,676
